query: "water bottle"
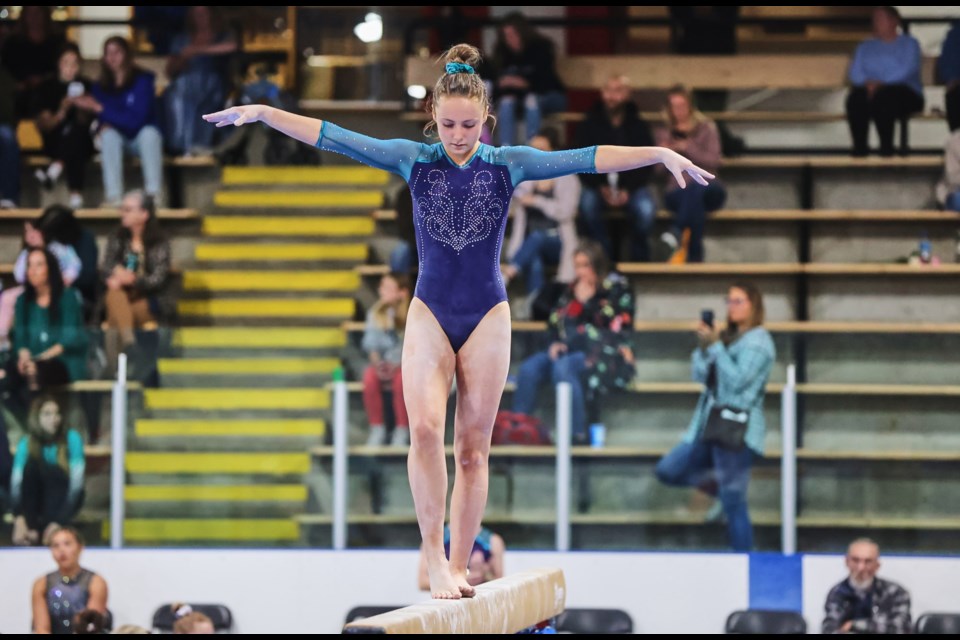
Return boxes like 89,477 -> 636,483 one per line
589,423 -> 606,448
919,232 -> 932,265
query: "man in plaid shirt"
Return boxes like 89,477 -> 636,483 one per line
822,538 -> 912,634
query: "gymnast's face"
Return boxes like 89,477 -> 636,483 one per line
434,96 -> 487,164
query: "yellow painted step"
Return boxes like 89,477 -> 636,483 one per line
158,358 -> 340,376
136,419 -> 326,438
115,519 -> 299,542
183,271 -> 360,292
172,327 -> 345,349
126,452 -> 310,474
214,191 -> 382,208
144,388 -> 330,411
126,485 -> 307,502
177,298 -> 354,319
222,166 -> 389,186
195,243 -> 368,262
203,216 -> 374,237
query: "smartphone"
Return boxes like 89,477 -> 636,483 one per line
67,81 -> 85,98
701,309 -> 715,328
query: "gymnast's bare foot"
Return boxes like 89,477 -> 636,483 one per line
428,560 -> 462,600
451,571 -> 476,598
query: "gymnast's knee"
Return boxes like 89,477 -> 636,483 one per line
409,417 -> 446,452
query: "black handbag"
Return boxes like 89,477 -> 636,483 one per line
703,404 -> 749,450
701,363 -> 749,450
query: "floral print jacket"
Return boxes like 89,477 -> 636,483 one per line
547,272 -> 636,394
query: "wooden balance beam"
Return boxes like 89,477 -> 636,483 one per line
342,568 -> 566,634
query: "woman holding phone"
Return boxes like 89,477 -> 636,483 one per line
31,43 -> 96,209
654,282 -> 775,551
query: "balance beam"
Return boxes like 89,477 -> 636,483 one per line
342,568 -> 566,634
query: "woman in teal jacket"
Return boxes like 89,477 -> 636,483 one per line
656,282 -> 775,551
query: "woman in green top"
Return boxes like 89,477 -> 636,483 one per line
7,248 -> 87,414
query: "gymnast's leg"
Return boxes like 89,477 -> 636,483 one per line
448,301 -> 512,597
403,298 -> 459,599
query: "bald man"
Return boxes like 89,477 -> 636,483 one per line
822,538 -> 911,634
575,75 -> 656,262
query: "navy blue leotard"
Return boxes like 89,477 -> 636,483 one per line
317,122 -> 597,352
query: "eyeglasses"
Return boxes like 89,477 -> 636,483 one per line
725,298 -> 748,306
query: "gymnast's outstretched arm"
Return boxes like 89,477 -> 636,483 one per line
203,105 -> 424,178
504,144 -> 715,189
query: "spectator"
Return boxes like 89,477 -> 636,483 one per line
575,75 -> 656,262
0,58 -> 20,209
938,20 -> 960,133
491,12 -> 566,146
654,86 -> 725,263
389,184 -> 417,276
0,411 -> 11,513
0,218 -> 81,353
100,191 -> 172,375
822,538 -> 912,634
6,250 -> 87,416
363,273 -> 411,447
31,527 -> 107,634
503,128 -> 580,315
164,6 -> 238,157
846,6 -> 924,157
37,204 -> 100,314
133,6 -> 190,57
512,240 -> 635,445
11,394 -> 85,547
0,6 -> 66,119
938,130 -> 960,211
172,604 -> 215,635
84,36 -> 164,207
31,43 -> 96,210
418,524 -> 505,590
655,282 -> 775,552
73,609 -> 107,635
668,7 -> 745,156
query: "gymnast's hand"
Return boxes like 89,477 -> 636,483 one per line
203,105 -> 268,128
658,148 -> 715,189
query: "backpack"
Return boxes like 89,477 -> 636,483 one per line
492,410 -> 552,446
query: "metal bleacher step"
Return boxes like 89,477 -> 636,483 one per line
143,388 -> 331,412
202,216 -> 375,237
182,270 -> 360,293
220,166 -> 390,187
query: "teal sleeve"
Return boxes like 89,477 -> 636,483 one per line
57,289 -> 89,353
502,145 -> 598,186
316,121 -> 424,181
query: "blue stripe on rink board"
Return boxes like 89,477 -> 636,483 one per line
749,553 -> 803,612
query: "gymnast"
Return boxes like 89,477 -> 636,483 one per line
204,43 -> 712,599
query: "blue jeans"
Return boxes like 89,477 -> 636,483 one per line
655,440 -> 755,551
663,183 -> 727,263
0,124 -> 21,204
946,190 -> 960,212
512,350 -> 587,440
511,230 -> 562,294
579,186 -> 656,261
389,241 -> 414,274
164,70 -> 225,154
497,91 -> 567,146
100,125 -> 164,203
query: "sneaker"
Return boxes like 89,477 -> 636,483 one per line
0,199 -> 16,209
68,193 -> 84,209
655,231 -> 679,262
704,500 -> 726,524
366,425 -> 386,447
34,168 -> 54,191
390,427 -> 410,447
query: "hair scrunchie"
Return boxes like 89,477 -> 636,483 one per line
445,62 -> 475,75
